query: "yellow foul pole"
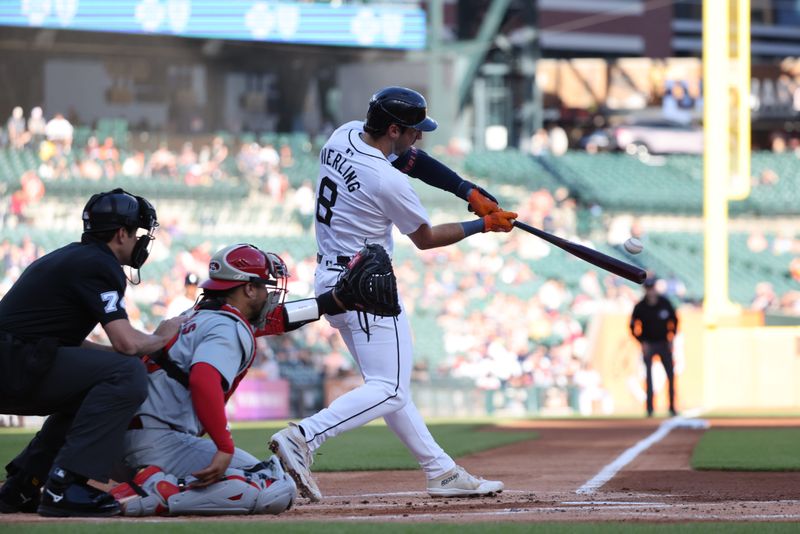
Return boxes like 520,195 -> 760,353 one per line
703,0 -> 750,325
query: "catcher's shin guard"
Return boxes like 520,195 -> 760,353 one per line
113,459 -> 295,516
110,465 -> 179,516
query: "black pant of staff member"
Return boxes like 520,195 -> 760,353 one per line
630,278 -> 679,417
0,339 -> 148,513
640,340 -> 676,417
0,189 -> 184,517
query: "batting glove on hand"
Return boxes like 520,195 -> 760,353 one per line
483,210 -> 518,233
467,186 -> 500,216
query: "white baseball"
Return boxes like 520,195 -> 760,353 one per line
624,237 -> 643,254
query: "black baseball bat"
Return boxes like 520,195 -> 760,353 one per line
512,220 -> 647,284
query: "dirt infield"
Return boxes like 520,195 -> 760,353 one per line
2,417 -> 800,524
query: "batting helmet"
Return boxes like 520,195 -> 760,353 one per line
365,86 -> 438,135
201,244 -> 288,292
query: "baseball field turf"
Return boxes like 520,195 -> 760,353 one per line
2,417 -> 799,530
0,421 -> 538,474
5,418 -> 800,475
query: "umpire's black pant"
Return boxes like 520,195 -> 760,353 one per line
0,346 -> 147,483
641,340 -> 675,415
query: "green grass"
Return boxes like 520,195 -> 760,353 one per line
0,422 -> 537,474
2,522 -> 799,534
691,428 -> 800,471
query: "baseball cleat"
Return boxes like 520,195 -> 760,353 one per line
36,467 -> 120,518
427,466 -> 504,498
37,481 -> 120,517
268,423 -> 322,502
0,473 -> 42,514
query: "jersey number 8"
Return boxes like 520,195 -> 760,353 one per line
316,176 -> 338,226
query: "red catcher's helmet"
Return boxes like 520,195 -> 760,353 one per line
201,244 -> 288,291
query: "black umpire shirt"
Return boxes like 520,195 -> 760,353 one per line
0,238 -> 128,346
630,296 -> 678,343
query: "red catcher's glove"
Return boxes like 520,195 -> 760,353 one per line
483,210 -> 518,232
467,188 -> 500,217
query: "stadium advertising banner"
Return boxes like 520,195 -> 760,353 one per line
0,0 -> 426,50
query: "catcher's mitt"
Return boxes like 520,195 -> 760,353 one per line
334,243 -> 401,317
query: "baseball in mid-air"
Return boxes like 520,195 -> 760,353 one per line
624,237 -> 644,254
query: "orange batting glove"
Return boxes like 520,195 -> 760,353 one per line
483,210 -> 518,232
467,188 -> 501,216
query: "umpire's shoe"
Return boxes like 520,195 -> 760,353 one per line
269,423 -> 322,502
427,465 -> 504,498
0,472 -> 43,513
37,467 -> 120,517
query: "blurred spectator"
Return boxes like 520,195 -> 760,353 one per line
98,137 -> 120,178
747,230 -> 769,253
44,112 -> 74,153
663,272 -> 687,300
770,132 -> 787,153
165,273 -> 200,318
772,231 -> 793,255
266,168 -> 289,201
528,128 -> 549,156
757,168 -> 779,186
150,142 -> 177,177
790,258 -> 800,284
293,180 -> 316,231
85,136 -> 101,160
211,136 -> 229,167
27,106 -> 46,145
178,142 -> 197,168
122,151 -> 147,177
6,106 -> 28,149
751,281 -> 778,312
548,125 -> 569,156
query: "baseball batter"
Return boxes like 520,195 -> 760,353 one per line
270,87 -> 517,501
115,243 -> 362,516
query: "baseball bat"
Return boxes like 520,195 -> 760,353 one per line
512,220 -> 647,284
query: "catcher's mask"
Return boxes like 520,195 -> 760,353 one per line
82,188 -> 158,270
201,244 -> 288,328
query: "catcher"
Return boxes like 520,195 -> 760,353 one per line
113,242 -> 397,516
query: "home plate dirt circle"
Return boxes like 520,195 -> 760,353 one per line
3,418 -> 799,524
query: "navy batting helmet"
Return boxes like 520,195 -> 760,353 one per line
365,86 -> 438,135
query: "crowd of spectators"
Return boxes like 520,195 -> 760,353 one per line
2,105 -> 318,203
3,108 -> 800,417
2,195 -> 800,417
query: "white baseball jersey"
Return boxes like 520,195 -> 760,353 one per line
300,120 -> 458,481
135,306 -> 256,435
315,120 -> 430,258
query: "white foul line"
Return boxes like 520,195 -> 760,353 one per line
576,413 -> 709,495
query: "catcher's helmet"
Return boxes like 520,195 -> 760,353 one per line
365,86 -> 438,134
82,188 -> 157,234
201,244 -> 288,292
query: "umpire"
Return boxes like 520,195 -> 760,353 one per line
630,277 -> 679,417
0,188 -> 184,517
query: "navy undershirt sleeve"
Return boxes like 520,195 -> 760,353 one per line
392,147 -> 473,200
